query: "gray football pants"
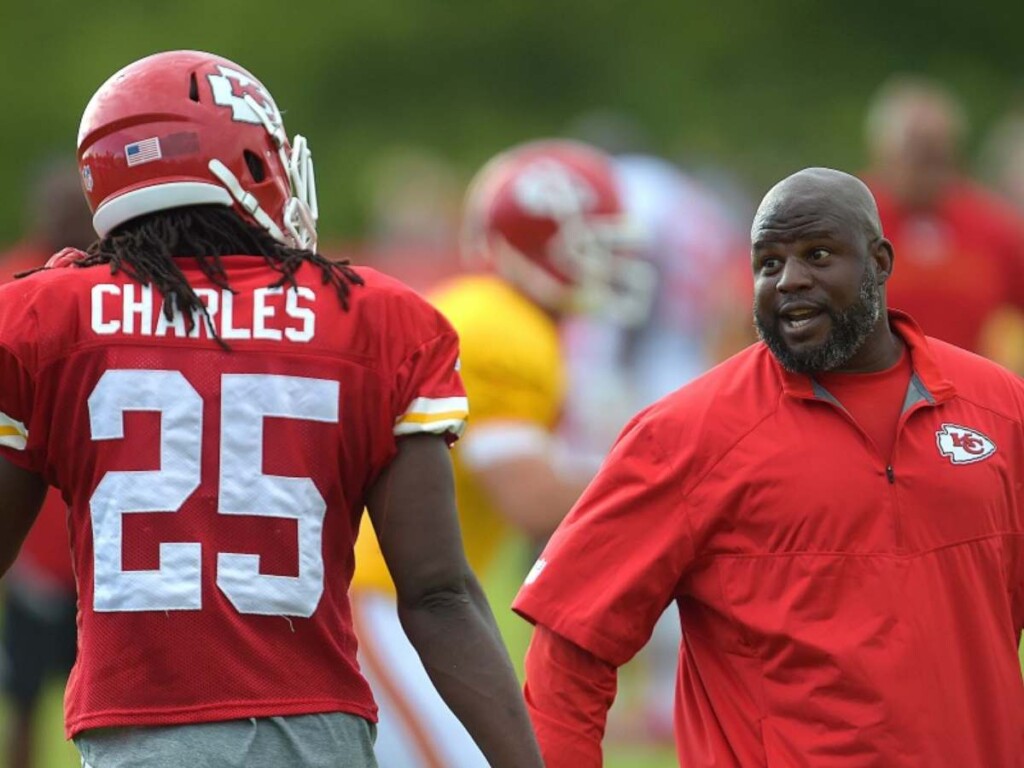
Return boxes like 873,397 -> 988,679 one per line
75,712 -> 378,768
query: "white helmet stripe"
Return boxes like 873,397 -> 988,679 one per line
93,182 -> 233,237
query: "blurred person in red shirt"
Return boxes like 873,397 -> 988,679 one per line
978,110 -> 1024,217
977,109 -> 1024,373
863,75 -> 1024,369
1,159 -> 93,768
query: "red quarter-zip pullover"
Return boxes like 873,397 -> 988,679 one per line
515,311 -> 1024,767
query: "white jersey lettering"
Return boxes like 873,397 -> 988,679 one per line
253,287 -> 283,341
89,284 -> 316,342
91,284 -> 121,335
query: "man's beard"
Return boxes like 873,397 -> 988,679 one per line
754,264 -> 883,374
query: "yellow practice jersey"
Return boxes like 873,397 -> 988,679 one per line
979,304 -> 1024,375
353,274 -> 565,593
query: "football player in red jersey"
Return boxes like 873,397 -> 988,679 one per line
0,50 -> 542,768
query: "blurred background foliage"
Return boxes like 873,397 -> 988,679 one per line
2,0 -> 1024,245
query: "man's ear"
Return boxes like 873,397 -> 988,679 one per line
872,238 -> 895,283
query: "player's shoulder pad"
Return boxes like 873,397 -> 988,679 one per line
347,265 -> 423,301
350,266 -> 453,337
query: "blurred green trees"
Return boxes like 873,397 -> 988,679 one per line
2,0 -> 1022,242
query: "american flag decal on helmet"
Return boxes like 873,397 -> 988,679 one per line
125,137 -> 162,167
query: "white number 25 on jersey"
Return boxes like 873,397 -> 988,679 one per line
88,370 -> 338,617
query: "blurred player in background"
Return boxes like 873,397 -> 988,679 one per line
559,152 -> 751,474
978,109 -> 1024,217
555,150 -> 750,745
0,159 -> 93,768
864,74 -> 1024,373
352,139 -> 654,767
0,50 -> 542,768
0,160 -> 96,280
976,109 -> 1024,373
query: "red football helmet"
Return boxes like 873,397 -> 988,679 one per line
77,50 -> 317,249
461,139 -> 654,325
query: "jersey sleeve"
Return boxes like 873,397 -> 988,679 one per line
512,410 -> 695,667
0,284 -> 41,472
523,624 -> 616,767
391,312 -> 468,443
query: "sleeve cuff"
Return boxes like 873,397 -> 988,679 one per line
393,396 -> 468,439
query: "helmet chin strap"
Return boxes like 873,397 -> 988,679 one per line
208,159 -> 288,243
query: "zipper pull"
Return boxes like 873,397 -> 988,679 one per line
886,465 -> 895,484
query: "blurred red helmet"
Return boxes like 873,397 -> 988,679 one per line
77,50 -> 317,249
462,139 -> 654,325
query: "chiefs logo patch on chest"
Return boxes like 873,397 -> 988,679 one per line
935,423 -> 997,465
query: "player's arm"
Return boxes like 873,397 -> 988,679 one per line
366,433 -> 544,768
523,623 -> 618,767
460,421 -> 595,541
0,455 -> 47,577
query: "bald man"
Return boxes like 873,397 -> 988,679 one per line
514,168 -> 1024,767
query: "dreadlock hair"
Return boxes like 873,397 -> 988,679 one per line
67,205 -> 364,346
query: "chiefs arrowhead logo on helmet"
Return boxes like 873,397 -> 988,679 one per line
512,159 -> 599,219
207,65 -> 284,128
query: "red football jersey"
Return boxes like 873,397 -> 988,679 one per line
0,257 -> 467,737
